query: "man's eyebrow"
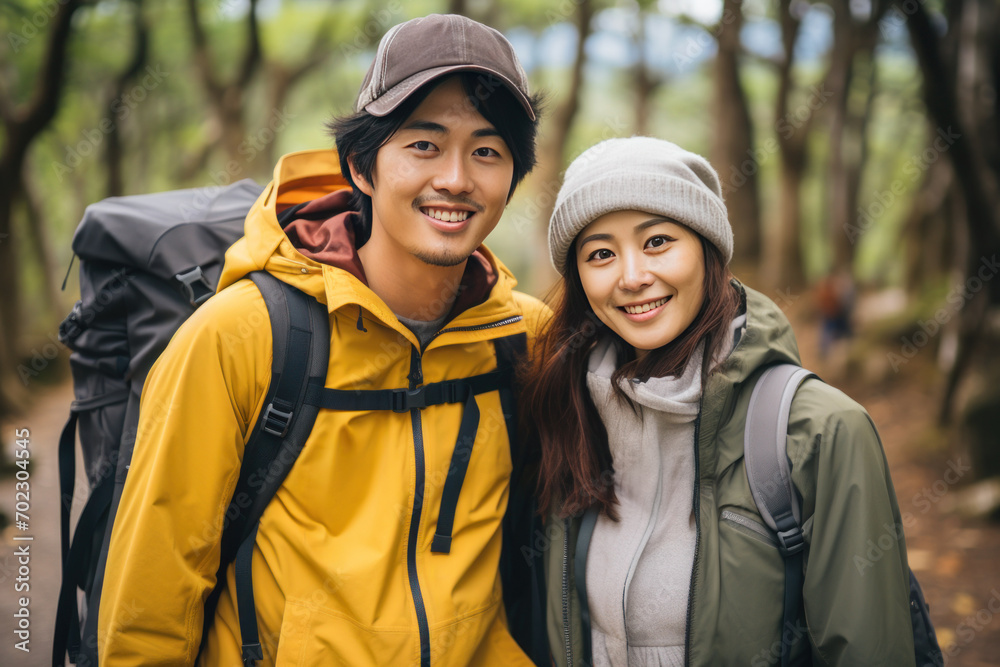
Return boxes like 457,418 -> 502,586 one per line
400,120 -> 448,133
399,121 -> 501,138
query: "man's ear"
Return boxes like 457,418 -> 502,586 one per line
348,158 -> 374,197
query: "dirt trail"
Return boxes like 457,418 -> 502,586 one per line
1,381 -> 76,667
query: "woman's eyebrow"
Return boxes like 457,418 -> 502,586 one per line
577,232 -> 612,247
578,218 -> 676,249
634,217 -> 673,233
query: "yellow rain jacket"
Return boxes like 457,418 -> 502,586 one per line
98,149 -> 549,666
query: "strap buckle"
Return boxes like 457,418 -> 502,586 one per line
776,527 -> 805,557
58,301 -> 85,343
175,266 -> 214,307
242,642 -> 263,665
261,403 -> 293,437
392,387 -> 427,413
441,381 -> 467,404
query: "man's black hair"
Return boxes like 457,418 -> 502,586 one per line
327,72 -> 543,244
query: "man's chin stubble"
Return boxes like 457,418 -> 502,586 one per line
412,249 -> 472,268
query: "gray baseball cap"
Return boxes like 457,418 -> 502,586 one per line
354,14 -> 535,120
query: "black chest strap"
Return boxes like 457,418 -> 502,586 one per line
303,367 -> 511,554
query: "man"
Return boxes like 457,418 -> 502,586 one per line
98,14 -> 547,666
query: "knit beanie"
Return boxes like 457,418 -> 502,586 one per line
548,137 -> 732,275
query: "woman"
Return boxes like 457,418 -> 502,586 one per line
524,137 -> 916,666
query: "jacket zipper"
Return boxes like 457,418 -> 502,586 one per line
562,517 -> 574,667
720,510 -> 779,547
419,314 -> 524,352
436,315 -> 523,337
403,314 -> 522,664
683,410 -> 703,667
406,345 -> 432,667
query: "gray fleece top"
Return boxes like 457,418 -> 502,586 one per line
585,316 -> 745,667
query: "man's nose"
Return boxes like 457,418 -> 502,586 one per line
431,152 -> 474,195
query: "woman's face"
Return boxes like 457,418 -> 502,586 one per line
575,210 -> 705,356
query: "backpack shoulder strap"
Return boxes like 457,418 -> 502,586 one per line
493,332 -> 548,664
198,271 -> 329,665
744,363 -> 817,547
493,332 -> 527,465
744,362 -> 817,667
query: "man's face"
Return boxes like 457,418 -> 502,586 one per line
351,76 -> 514,268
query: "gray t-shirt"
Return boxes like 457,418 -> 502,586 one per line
396,312 -> 449,349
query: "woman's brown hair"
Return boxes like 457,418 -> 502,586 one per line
522,232 -> 741,519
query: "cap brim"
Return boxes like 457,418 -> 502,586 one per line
361,64 -> 536,121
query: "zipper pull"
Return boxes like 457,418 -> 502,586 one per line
356,305 -> 368,332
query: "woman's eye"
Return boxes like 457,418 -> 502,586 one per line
473,147 -> 499,157
647,235 -> 672,249
587,248 -> 614,261
411,141 -> 434,151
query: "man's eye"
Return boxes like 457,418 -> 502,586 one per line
474,147 -> 499,157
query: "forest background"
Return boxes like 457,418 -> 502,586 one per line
1,0 -> 999,665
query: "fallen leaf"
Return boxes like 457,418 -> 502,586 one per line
951,592 -> 977,616
908,549 -> 932,571
936,628 -> 955,652
937,552 -> 963,577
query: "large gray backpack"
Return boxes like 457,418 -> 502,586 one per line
744,364 -> 942,667
50,180 -> 335,666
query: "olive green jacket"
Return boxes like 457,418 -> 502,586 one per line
545,283 -> 915,666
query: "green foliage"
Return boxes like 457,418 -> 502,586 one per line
4,0 -> 935,330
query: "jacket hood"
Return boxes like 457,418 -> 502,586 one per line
709,281 -> 801,388
218,149 -> 521,336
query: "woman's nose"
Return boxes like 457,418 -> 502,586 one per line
618,253 -> 653,291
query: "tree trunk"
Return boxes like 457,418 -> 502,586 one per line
902,158 -> 954,294
896,0 -> 1000,424
0,0 -> 84,414
529,0 -> 594,293
770,163 -> 806,290
836,48 -> 878,271
766,0 -> 808,290
185,0 -> 261,168
105,0 -> 149,197
825,0 -> 855,274
19,170 -> 62,322
633,10 -> 661,136
712,0 -> 761,270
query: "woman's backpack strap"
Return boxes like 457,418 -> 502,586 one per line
744,363 -> 817,667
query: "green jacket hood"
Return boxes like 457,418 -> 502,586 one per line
711,281 -> 801,387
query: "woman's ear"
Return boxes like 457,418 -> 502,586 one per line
348,158 -> 374,197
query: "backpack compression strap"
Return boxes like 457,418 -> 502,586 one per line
197,272 -> 330,666
744,363 -> 817,667
53,389 -> 129,666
